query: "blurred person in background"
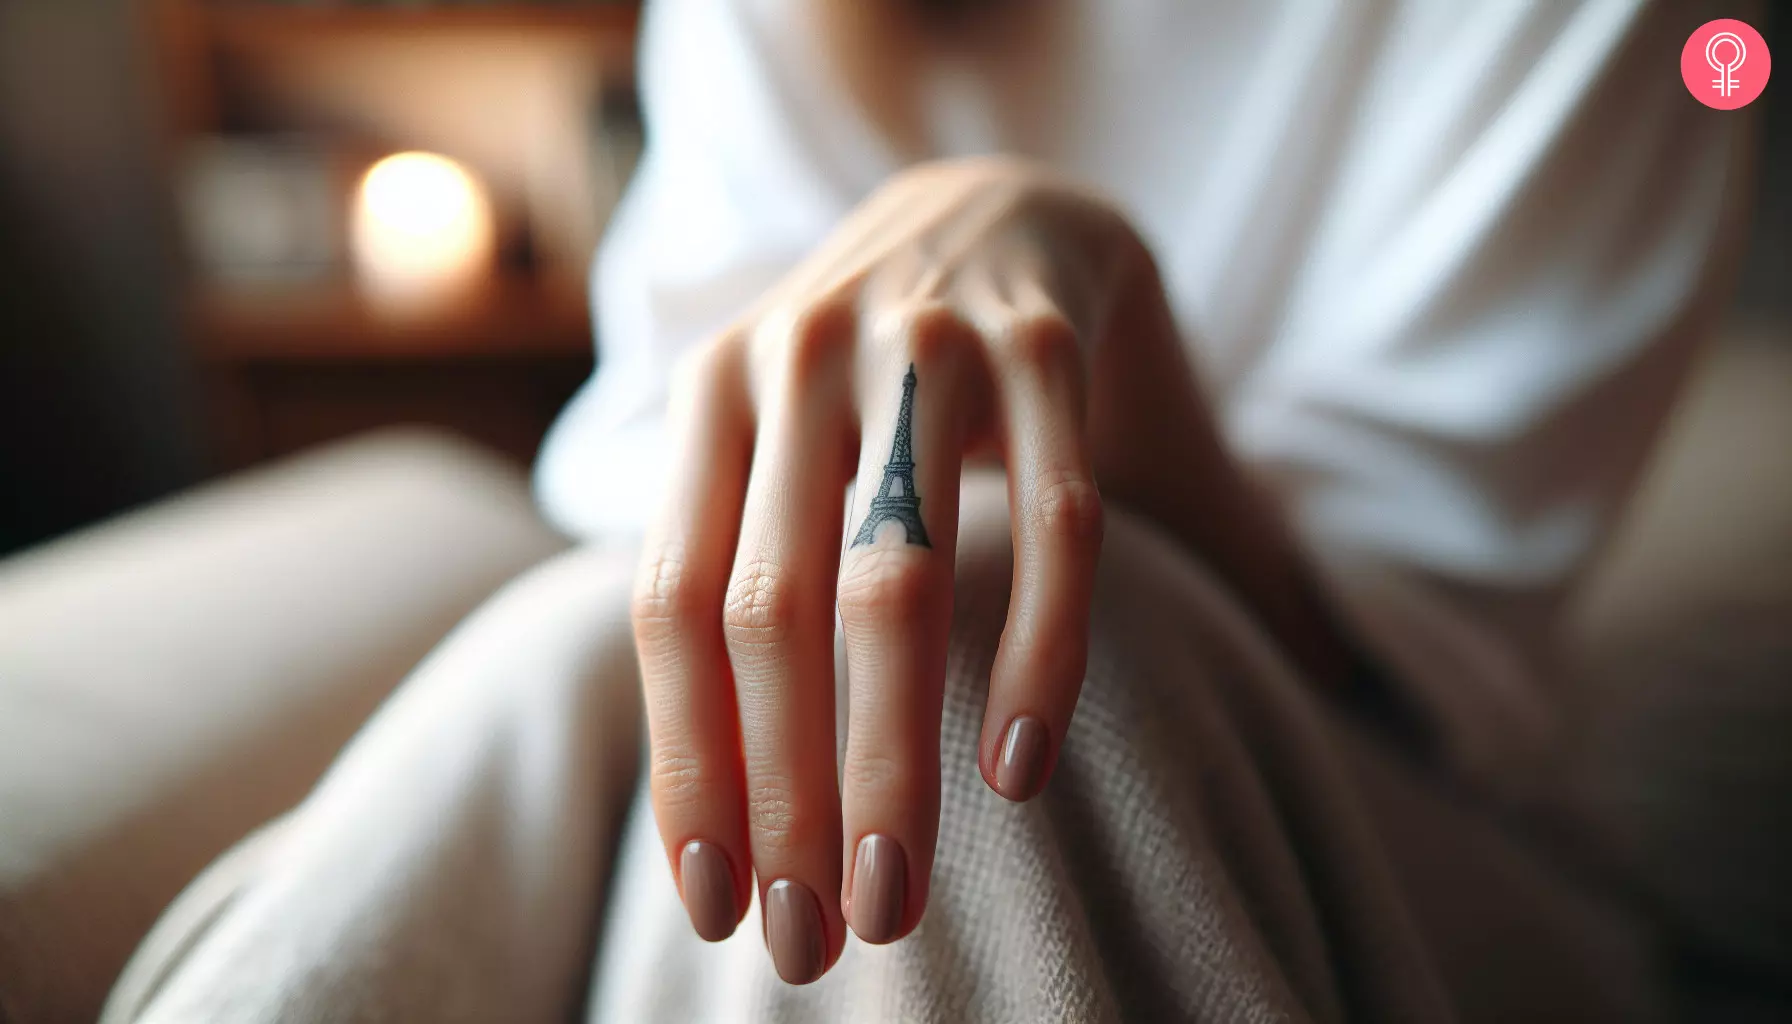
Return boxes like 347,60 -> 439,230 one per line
109,1 -> 1753,1021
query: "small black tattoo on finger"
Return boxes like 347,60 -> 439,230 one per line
851,363 -> 931,548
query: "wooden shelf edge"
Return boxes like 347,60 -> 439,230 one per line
191,277 -> 596,363
204,2 -> 641,43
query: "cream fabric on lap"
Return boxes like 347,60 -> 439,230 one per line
102,547 -> 642,1024
0,429 -> 568,1023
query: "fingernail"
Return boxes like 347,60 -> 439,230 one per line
679,841 -> 738,942
996,715 -> 1051,800
849,834 -> 907,944
766,879 -> 827,984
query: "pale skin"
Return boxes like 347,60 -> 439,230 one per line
630,156 -> 1356,985
634,0 -> 1353,990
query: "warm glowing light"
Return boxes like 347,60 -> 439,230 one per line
351,151 -> 493,312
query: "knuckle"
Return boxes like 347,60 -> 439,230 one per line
670,334 -> 742,403
1000,311 -> 1081,374
632,552 -> 705,642
648,749 -> 715,817
771,299 -> 854,388
723,560 -> 800,648
1026,473 -> 1104,548
895,303 -> 975,369
836,550 -> 935,633
746,778 -> 815,856
840,751 -> 917,806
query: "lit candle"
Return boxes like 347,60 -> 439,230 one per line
351,151 -> 494,313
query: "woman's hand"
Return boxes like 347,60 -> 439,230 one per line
630,157 -> 1340,984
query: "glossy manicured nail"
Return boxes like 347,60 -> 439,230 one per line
996,715 -> 1051,800
679,840 -> 738,942
766,879 -> 826,984
849,834 -> 907,944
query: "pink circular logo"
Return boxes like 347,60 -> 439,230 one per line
1682,19 -> 1770,110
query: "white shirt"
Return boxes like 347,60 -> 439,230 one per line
535,0 -> 1746,778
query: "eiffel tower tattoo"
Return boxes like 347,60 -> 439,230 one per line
852,363 -> 931,548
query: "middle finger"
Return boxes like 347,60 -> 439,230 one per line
725,304 -> 856,984
835,307 -> 977,946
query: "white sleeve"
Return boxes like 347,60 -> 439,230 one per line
1228,1 -> 1752,588
533,0 -> 894,541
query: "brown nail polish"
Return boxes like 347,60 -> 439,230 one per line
996,715 -> 1051,800
766,879 -> 827,984
679,841 -> 738,942
849,834 -> 907,944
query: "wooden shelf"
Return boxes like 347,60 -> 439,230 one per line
193,275 -> 594,363
204,3 -> 640,42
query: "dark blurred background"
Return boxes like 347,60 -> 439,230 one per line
0,1 -> 1784,556
0,0 -> 642,555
